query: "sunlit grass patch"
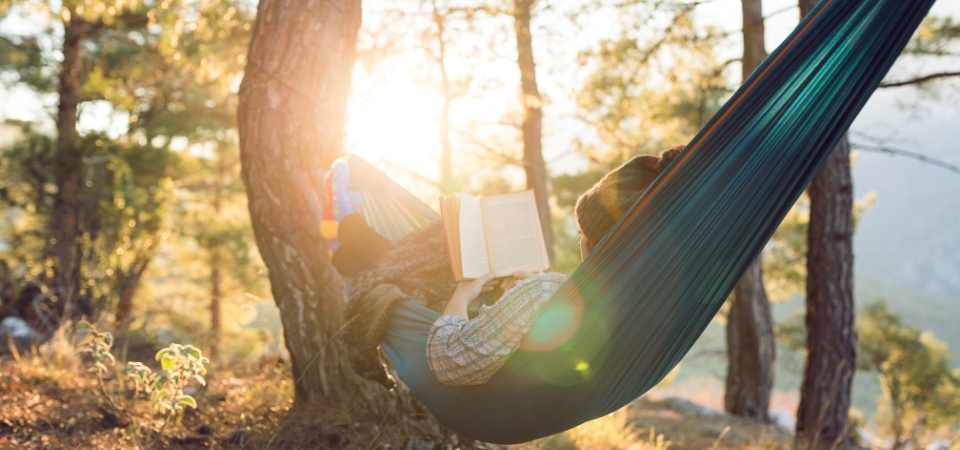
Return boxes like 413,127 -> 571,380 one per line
515,408 -> 669,450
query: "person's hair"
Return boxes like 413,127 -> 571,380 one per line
574,145 -> 683,250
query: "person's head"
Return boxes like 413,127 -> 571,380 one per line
574,145 -> 684,260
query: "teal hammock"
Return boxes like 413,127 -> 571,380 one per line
343,0 -> 936,444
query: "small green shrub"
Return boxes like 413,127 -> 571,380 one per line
128,343 -> 208,414
77,321 -> 209,448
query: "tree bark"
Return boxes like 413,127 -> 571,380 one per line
114,261 -> 149,325
795,3 -> 857,448
238,5 -> 464,445
740,0 -> 766,82
47,15 -> 86,319
513,0 -> 554,264
724,0 -> 774,421
210,265 -> 221,359
237,0 -> 361,404
795,126 -> 856,449
725,260 -> 775,420
209,152 -> 225,361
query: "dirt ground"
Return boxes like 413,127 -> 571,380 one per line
1,353 -> 793,450
626,398 -> 792,449
0,357 -> 302,449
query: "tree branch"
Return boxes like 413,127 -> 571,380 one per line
879,71 -> 960,88
0,34 -> 41,54
851,143 -> 960,177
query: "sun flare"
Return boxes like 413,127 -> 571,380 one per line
346,84 -> 445,179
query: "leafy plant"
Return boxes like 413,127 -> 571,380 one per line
77,321 -> 125,413
77,321 -> 117,376
76,321 -> 209,448
131,343 -> 208,414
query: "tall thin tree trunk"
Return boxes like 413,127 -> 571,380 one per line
237,0 -> 362,403
209,153 -> 225,361
431,2 -> 457,194
724,0 -> 774,421
513,0 -> 554,264
210,265 -> 221,360
725,261 -> 774,419
48,15 -> 85,319
115,261 -> 149,325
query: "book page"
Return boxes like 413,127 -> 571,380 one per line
439,195 -> 463,280
481,190 -> 549,277
458,194 -> 491,279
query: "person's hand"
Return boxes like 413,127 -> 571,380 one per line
443,273 -> 497,319
453,273 -> 498,303
499,271 -> 535,292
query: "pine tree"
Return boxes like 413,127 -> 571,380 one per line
724,0 -> 774,421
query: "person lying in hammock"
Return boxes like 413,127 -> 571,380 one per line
333,146 -> 681,388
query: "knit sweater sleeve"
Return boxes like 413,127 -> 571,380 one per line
426,272 -> 569,386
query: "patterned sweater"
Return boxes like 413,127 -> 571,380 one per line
427,272 -> 570,386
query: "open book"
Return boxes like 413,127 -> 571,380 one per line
440,190 -> 550,281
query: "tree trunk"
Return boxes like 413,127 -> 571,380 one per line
209,152 -> 225,361
513,0 -> 554,264
431,1 -> 457,194
47,15 -> 86,319
725,260 -> 774,420
724,0 -> 774,421
795,130 -> 856,448
795,3 -> 857,448
238,5 -> 464,445
114,261 -> 149,325
210,265 -> 221,359
237,0 -> 361,404
740,0 -> 766,81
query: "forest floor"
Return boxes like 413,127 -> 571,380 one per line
0,344 -> 793,450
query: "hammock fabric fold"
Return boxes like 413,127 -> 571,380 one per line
345,0 -> 936,444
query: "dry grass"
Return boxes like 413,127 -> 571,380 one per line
0,329 -> 297,449
513,398 -> 791,450
2,330 -> 795,449
517,409 -> 672,450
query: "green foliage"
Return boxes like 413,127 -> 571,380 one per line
762,190 -> 872,303
0,34 -> 54,92
576,11 -> 732,166
775,310 -> 806,354
0,132 -> 57,286
0,130 -> 178,317
905,15 -> 960,58
80,0 -> 254,140
857,301 -> 960,447
77,320 -> 117,376
547,10 -> 736,274
886,14 -> 960,102
762,195 -> 808,302
130,343 -> 208,414
77,321 -> 208,447
1,0 -> 259,339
